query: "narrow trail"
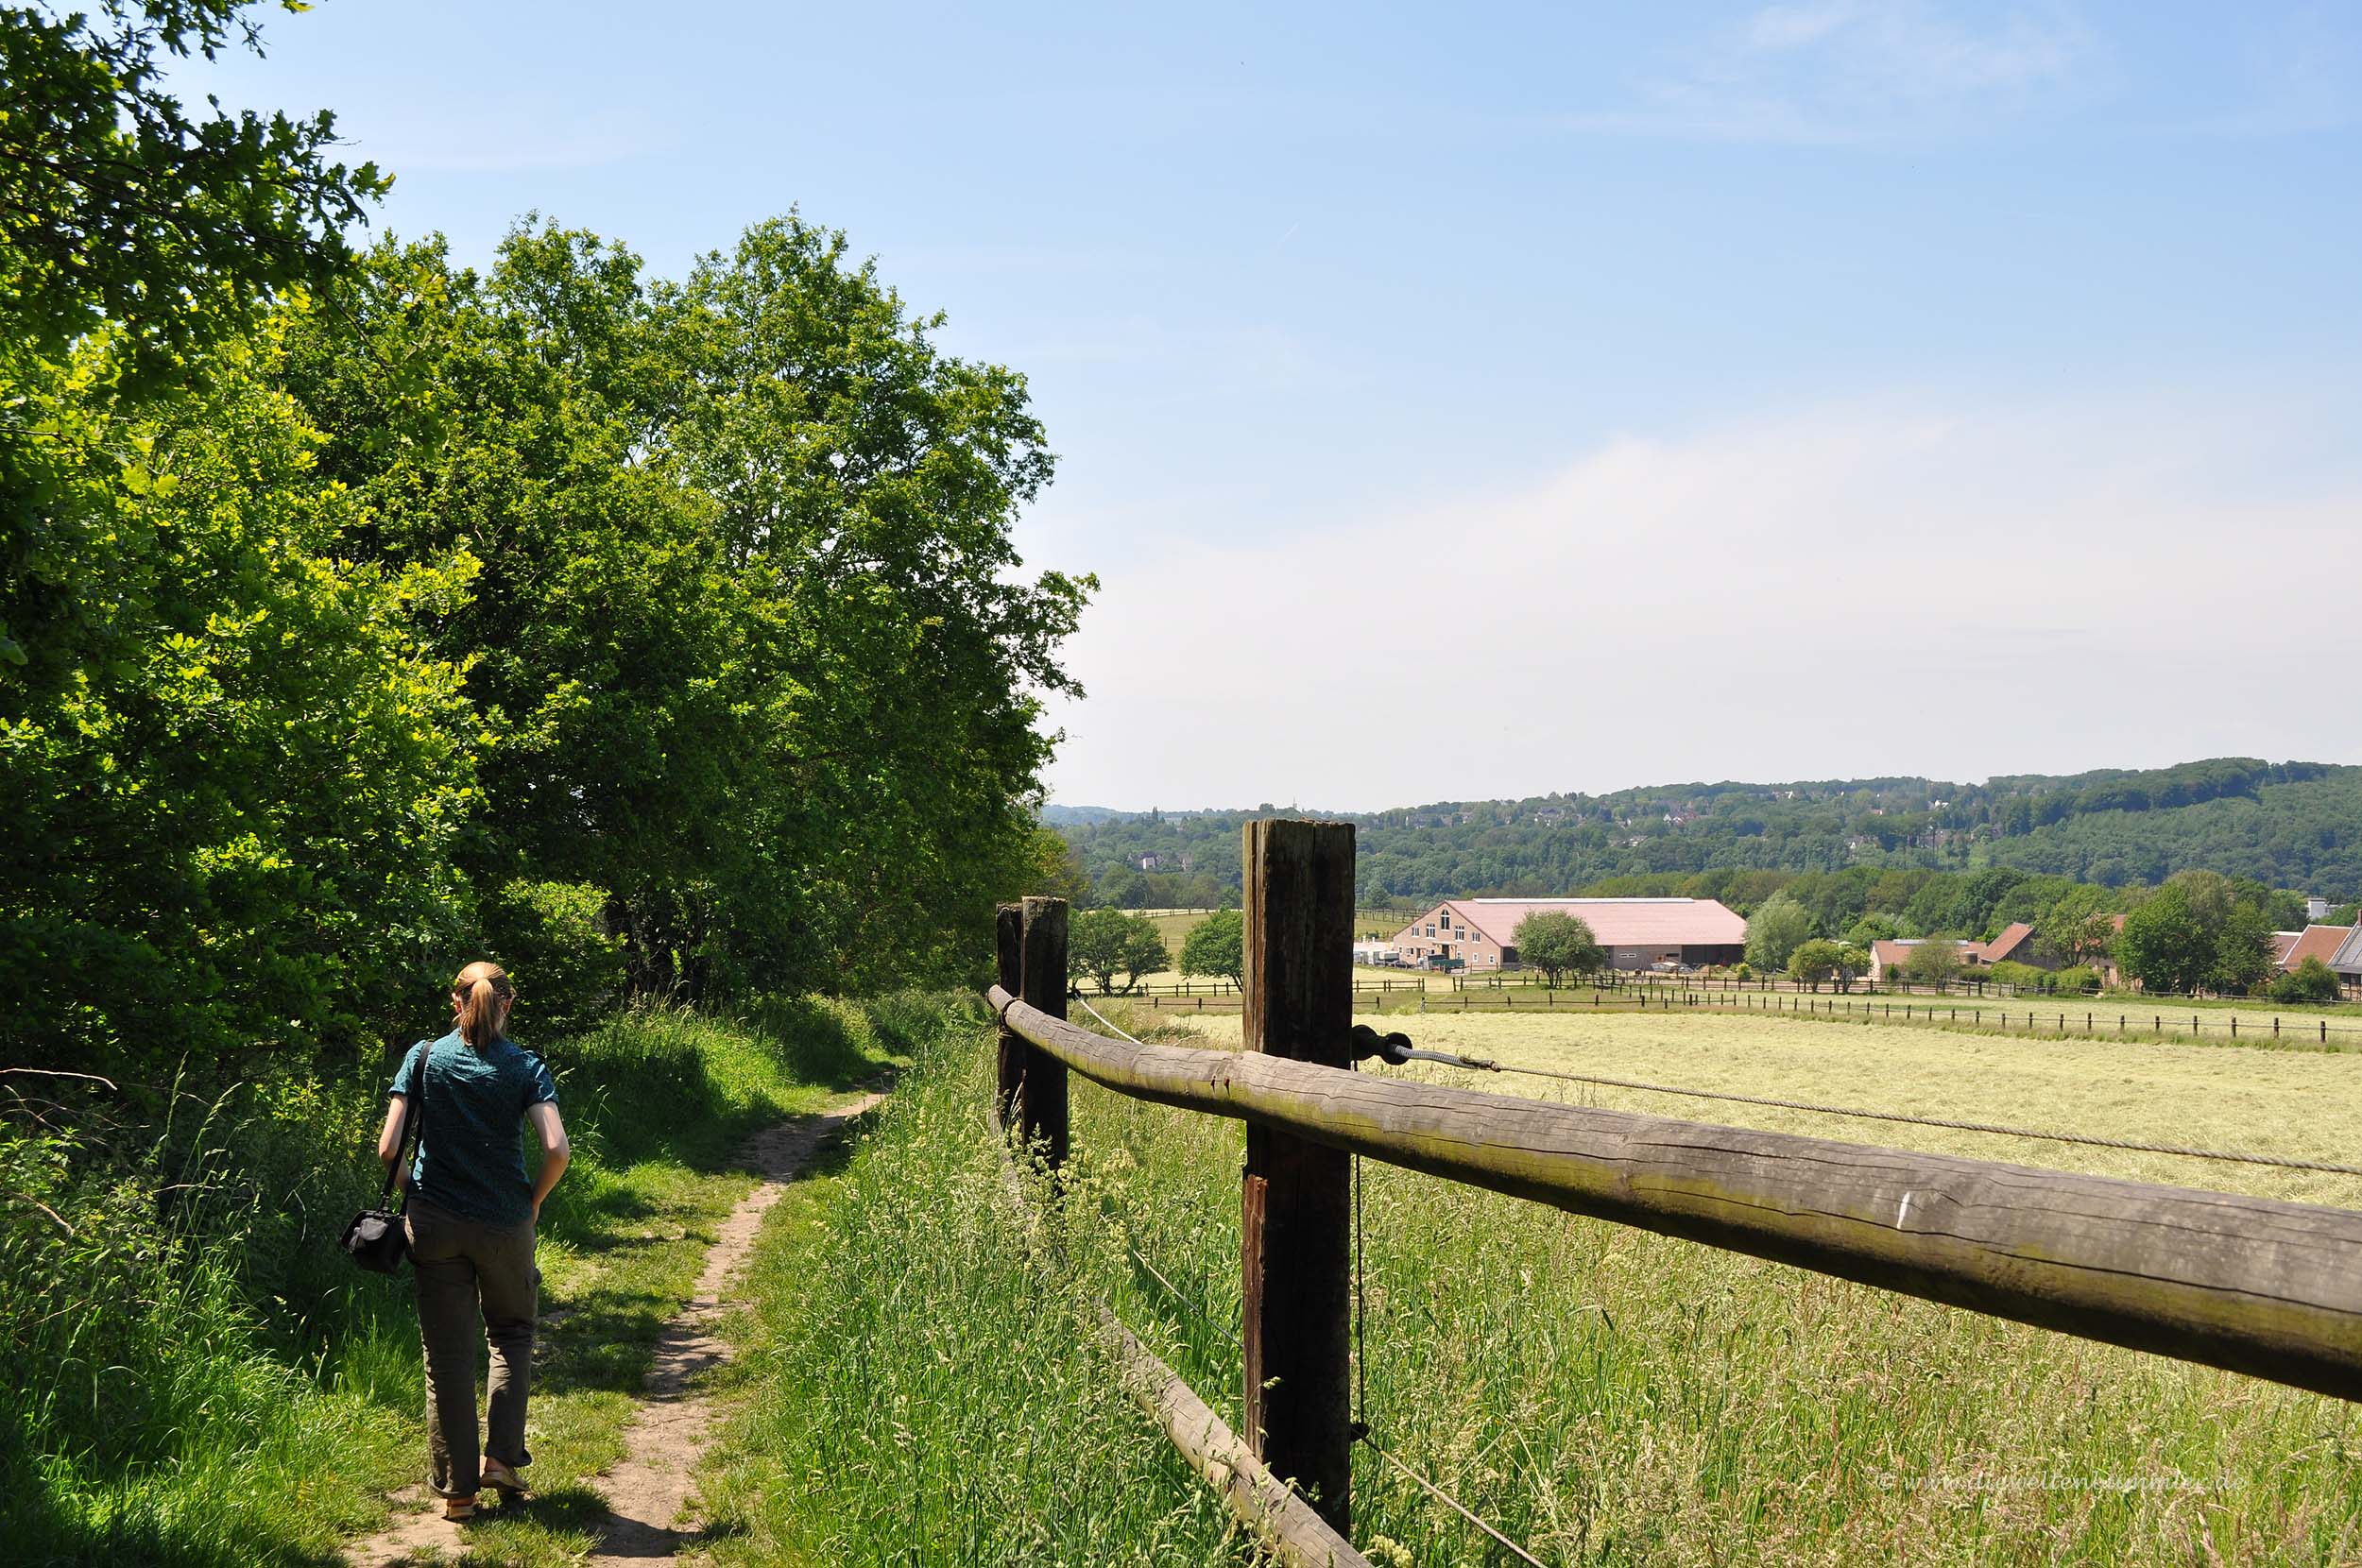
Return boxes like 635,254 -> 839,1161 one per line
344,1093 -> 886,1568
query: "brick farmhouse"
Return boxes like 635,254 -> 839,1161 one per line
1392,897 -> 1746,972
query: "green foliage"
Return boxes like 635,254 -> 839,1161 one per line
2048,964 -> 2103,994
1788,938 -> 1843,990
1511,911 -> 1602,984
1744,893 -> 1815,972
479,880 -> 627,1039
698,1005 -> 1248,1561
0,998 -> 899,1564
0,0 -> 387,396
1843,912 -> 1901,948
1,327 -> 478,1070
1069,910 -> 1169,995
1733,962 -> 1754,982
1177,908 -> 1243,986
1986,959 -> 2052,990
2114,884 -> 2217,996
1903,942 -> 1964,989
273,218 -> 1087,1002
2037,908 -> 2120,968
1053,758 -> 2362,910
2210,903 -> 2276,996
2274,957 -> 2345,1005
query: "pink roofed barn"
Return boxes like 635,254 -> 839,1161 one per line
1391,897 -> 1745,972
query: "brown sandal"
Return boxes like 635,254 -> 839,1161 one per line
442,1494 -> 477,1521
480,1458 -> 528,1497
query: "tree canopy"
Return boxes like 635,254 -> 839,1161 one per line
1744,894 -> 1815,973
1070,910 -> 1169,996
1180,910 -> 1244,987
1512,912 -> 1601,985
2,9 -> 1087,1068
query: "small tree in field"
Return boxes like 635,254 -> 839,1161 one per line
1833,942 -> 1871,993
1903,941 -> 1963,992
1070,909 -> 1170,995
1513,912 -> 1603,986
1788,939 -> 1842,992
1180,909 -> 1245,987
1744,895 -> 1815,973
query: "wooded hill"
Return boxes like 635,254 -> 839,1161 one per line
1052,758 -> 2362,910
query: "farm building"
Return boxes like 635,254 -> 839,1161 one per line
2277,925 -> 2362,992
1391,897 -> 1745,972
1868,923 -> 2036,981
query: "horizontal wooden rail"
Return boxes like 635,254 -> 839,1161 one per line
990,985 -> 2362,1404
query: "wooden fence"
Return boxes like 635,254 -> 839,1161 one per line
988,821 -> 2362,1560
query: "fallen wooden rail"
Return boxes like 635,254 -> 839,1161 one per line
988,981 -> 2362,1404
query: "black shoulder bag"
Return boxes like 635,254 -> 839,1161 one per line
341,1046 -> 428,1273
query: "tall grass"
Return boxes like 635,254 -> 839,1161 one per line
698,998 -> 1264,1566
1057,1003 -> 2362,1566
0,996 -> 896,1566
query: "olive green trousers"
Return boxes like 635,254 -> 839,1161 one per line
406,1197 -> 538,1496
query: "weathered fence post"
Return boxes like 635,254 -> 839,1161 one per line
996,903 -> 1026,1124
1240,819 -> 1355,1532
1018,896 -> 1070,1167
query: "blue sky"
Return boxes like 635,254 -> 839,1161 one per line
195,2 -> 2362,809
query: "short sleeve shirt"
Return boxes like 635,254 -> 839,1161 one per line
387,1031 -> 558,1226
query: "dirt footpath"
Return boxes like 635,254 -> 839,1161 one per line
344,1094 -> 885,1567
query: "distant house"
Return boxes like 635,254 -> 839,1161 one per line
1392,897 -> 1746,972
1869,923 -> 2035,982
2278,925 -> 2361,993
1138,853 -> 1162,871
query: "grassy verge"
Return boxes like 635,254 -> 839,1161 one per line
1060,1002 -> 2362,1566
0,997 -> 898,1567
693,997 -> 1260,1566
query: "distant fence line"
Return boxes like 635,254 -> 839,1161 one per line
1127,982 -> 2362,1048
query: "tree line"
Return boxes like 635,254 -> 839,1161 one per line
1053,758 -> 2362,909
2,1 -> 1086,1071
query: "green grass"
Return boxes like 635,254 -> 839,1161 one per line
1048,1002 -> 2362,1566
693,998 -> 1262,1566
0,996 -> 899,1567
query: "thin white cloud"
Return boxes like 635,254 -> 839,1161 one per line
1043,394 -> 2362,809
1565,2 -> 2098,144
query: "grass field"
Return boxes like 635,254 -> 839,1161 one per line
1057,1002 -> 2362,1565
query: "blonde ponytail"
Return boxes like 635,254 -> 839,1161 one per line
454,961 -> 516,1048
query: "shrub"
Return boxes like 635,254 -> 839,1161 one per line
2273,956 -> 2344,1005
1986,960 -> 2051,992
2048,964 -> 2103,995
479,879 -> 627,1039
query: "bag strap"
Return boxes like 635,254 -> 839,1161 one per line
380,1044 -> 430,1203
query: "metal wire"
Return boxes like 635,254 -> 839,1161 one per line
1078,997 -> 1552,1567
1352,1030 -> 2362,1177
1358,1432 -> 1552,1568
1077,1000 -> 2362,1176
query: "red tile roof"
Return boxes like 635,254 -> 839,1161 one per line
2280,925 -> 2355,972
1978,922 -> 2035,964
1406,897 -> 1745,948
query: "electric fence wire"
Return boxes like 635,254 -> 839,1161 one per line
1077,995 -> 1557,1568
1348,1029 -> 2362,1178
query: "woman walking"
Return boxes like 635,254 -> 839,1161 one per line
377,961 -> 571,1521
